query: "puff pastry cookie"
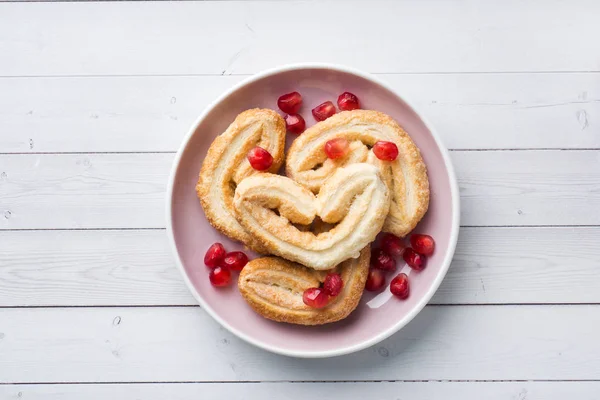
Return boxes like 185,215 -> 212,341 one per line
238,247 -> 370,325
233,163 -> 390,270
286,110 -> 429,238
196,109 -> 286,252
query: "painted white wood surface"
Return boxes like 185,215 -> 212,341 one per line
1,150 -> 599,230
2,382 -> 600,400
1,0 -> 599,397
0,73 -> 598,153
1,306 -> 599,382
1,1 -> 598,76
1,227 -> 599,307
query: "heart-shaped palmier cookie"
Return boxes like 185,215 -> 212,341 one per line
196,109 -> 286,252
286,110 -> 429,238
238,247 -> 370,325
233,163 -> 390,270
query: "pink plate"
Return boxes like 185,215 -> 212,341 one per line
166,64 -> 460,358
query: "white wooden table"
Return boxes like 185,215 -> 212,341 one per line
1,1 -> 599,398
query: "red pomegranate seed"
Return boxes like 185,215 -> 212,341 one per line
277,91 -> 302,114
337,92 -> 360,111
247,146 -> 273,171
312,101 -> 336,121
303,287 -> 329,308
204,242 -> 226,268
285,114 -> 306,134
323,273 -> 344,297
390,273 -> 410,299
324,138 -> 350,159
365,268 -> 386,292
410,234 -> 435,256
209,266 -> 232,287
380,233 -> 406,257
221,251 -> 248,272
403,248 -> 426,271
373,141 -> 399,161
370,248 -> 397,272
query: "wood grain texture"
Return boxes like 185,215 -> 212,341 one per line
0,306 -> 599,382
1,227 -> 599,307
1,151 -> 599,229
453,150 -> 600,226
435,226 -> 600,304
2,382 -> 600,400
0,153 -> 170,229
0,230 -> 189,306
0,0 -> 598,76
0,73 -> 598,152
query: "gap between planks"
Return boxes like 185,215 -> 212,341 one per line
2,225 -> 600,232
1,71 -> 600,78
2,379 -> 600,385
1,303 -> 600,309
2,148 -> 600,155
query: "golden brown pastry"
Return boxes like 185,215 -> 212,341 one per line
196,109 -> 286,252
238,247 -> 370,325
286,110 -> 429,238
233,163 -> 390,270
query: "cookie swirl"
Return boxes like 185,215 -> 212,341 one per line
286,110 -> 429,238
238,247 -> 370,325
233,163 -> 390,270
196,109 -> 286,251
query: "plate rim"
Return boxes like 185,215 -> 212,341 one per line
165,62 -> 461,358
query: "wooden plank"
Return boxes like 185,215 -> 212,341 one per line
1,151 -> 599,229
453,150 -> 600,226
0,306 -> 599,382
0,75 -> 240,153
0,0 -> 598,76
1,227 -> 599,307
434,226 -> 600,304
0,230 -> 193,306
1,382 -> 599,400
0,153 -> 171,229
1,73 -> 598,153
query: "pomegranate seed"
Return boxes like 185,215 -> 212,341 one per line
370,248 -> 397,272
337,92 -> 360,111
277,91 -> 302,114
221,251 -> 248,272
365,269 -> 386,292
323,273 -> 344,297
390,273 -> 410,299
380,233 -> 406,257
247,146 -> 273,171
303,287 -> 329,308
284,114 -> 306,134
410,234 -> 435,256
204,243 -> 226,268
209,266 -> 232,287
403,248 -> 426,271
373,141 -> 399,161
312,101 -> 336,121
324,138 -> 350,159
